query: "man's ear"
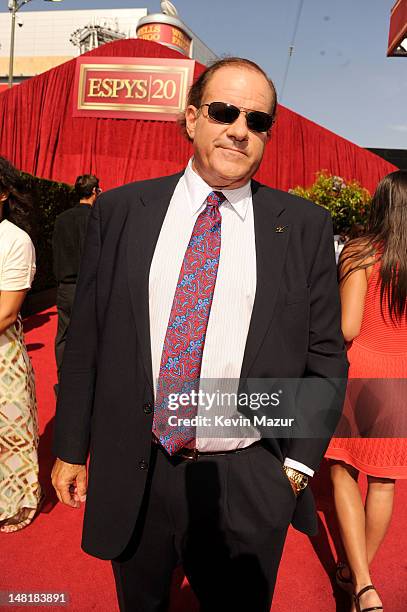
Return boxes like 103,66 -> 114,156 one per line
0,191 -> 9,202
185,105 -> 199,140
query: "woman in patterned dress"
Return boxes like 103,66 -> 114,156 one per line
326,170 -> 407,612
0,156 -> 41,533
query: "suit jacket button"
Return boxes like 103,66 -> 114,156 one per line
143,402 -> 153,414
139,460 -> 148,470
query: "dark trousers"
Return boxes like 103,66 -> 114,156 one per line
55,283 -> 77,384
111,443 -> 297,612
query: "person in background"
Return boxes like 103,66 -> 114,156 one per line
326,170 -> 407,612
348,222 -> 366,240
334,233 -> 347,264
0,156 -> 41,533
52,175 -> 101,391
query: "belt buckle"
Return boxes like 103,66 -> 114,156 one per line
181,448 -> 199,461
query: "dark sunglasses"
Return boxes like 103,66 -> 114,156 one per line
200,101 -> 274,133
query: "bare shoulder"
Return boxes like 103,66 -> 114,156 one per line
339,238 -> 375,275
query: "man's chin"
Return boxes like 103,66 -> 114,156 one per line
210,162 -> 253,188
193,157 -> 254,188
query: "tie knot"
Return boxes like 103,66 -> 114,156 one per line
207,191 -> 226,208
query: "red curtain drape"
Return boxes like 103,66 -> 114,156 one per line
0,38 -> 396,193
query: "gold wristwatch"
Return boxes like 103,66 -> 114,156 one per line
283,466 -> 309,494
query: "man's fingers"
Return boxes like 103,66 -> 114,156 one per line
76,469 -> 88,502
59,483 -> 80,508
51,459 -> 87,508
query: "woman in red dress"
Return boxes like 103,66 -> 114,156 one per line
326,170 -> 407,612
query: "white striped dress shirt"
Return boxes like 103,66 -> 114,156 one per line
149,159 -> 313,476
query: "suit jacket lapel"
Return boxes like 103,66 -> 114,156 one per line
127,173 -> 183,389
240,180 -> 291,378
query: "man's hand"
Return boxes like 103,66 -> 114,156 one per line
51,458 -> 87,508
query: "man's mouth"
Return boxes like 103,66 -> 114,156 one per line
219,146 -> 247,156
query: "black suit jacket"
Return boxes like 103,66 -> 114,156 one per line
54,173 -> 349,560
52,203 -> 92,284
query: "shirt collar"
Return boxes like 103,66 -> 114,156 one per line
183,158 -> 251,220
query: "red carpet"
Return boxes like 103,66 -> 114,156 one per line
1,308 -> 406,611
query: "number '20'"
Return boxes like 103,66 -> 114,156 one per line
151,79 -> 177,100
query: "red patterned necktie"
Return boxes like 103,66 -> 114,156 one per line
153,191 -> 226,455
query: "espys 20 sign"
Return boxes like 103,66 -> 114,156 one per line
73,57 -> 195,121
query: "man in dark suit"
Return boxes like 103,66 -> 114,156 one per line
52,174 -> 101,388
52,57 -> 348,611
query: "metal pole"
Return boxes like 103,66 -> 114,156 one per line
7,0 -> 60,88
8,2 -> 17,88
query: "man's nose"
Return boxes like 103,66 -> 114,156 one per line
226,112 -> 249,141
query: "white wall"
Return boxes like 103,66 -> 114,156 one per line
0,8 -> 147,58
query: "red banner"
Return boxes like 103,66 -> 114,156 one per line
72,57 -> 195,120
388,0 -> 407,55
137,22 -> 192,57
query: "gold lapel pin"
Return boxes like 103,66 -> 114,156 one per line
275,225 -> 288,233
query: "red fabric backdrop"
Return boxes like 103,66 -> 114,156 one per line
0,39 -> 396,192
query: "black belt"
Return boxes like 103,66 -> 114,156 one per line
152,438 -> 263,462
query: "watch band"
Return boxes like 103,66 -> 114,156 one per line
283,466 -> 309,493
